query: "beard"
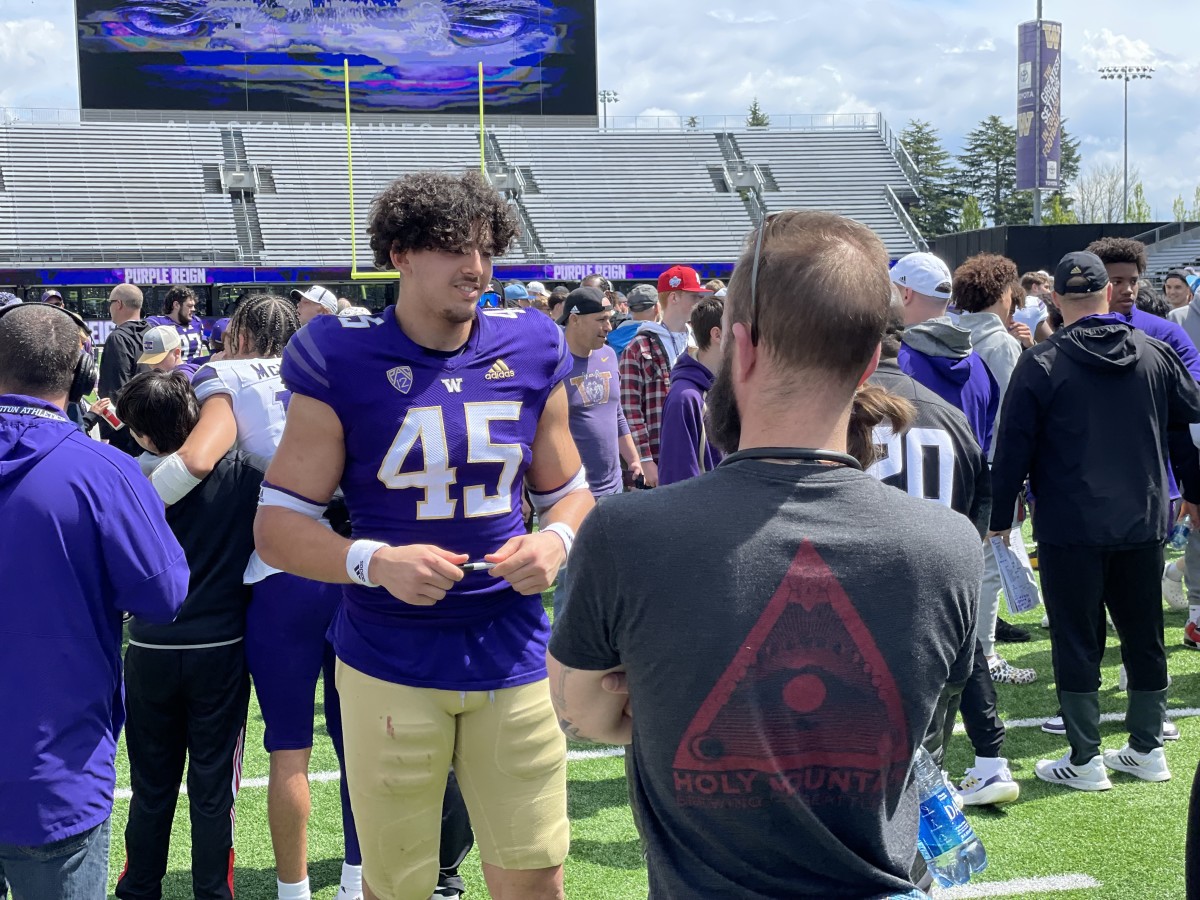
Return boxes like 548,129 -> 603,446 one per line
439,301 -> 478,326
705,340 -> 742,455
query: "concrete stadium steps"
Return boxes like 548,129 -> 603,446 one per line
491,127 -> 753,261
237,122 -> 506,267
0,119 -> 924,267
0,122 -> 239,264
733,130 -> 920,256
1146,231 -> 1200,280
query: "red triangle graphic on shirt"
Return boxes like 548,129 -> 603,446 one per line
672,540 -> 910,774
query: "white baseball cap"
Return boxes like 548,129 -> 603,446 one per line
526,281 -> 550,299
138,325 -> 182,364
889,252 -> 953,301
291,285 -> 339,315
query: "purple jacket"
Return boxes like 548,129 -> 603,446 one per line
0,396 -> 187,846
1127,306 -> 1200,380
898,317 -> 999,453
658,354 -> 723,485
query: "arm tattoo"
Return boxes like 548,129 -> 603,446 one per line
558,717 -> 585,741
551,665 -> 573,711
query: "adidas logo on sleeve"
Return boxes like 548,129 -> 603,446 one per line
485,359 -> 517,380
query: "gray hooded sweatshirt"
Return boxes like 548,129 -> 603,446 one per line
1169,297 -> 1200,352
955,312 -> 1023,461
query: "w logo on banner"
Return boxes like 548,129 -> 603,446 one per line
441,378 -> 463,393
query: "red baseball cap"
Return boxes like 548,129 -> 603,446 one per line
657,265 -> 712,295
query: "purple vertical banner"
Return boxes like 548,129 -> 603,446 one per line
1016,20 -> 1063,191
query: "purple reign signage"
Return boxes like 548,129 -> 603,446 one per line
1016,20 -> 1063,192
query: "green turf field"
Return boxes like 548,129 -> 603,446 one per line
105,547 -> 1200,899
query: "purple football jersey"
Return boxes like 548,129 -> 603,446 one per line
282,306 -> 573,690
146,315 -> 206,363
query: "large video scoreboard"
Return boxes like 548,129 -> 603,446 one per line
76,0 -> 597,116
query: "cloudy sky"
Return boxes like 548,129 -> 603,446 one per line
0,0 -> 1195,216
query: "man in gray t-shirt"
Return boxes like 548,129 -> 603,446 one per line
549,211 -> 981,899
551,462 -> 980,898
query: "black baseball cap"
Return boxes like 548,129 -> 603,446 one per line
1054,251 -> 1110,296
557,286 -> 610,325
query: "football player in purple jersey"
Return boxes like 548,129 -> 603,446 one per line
146,285 -> 207,364
255,170 -> 593,900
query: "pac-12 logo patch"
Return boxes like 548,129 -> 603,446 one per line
387,366 -> 413,395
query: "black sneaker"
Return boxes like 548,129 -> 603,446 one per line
995,617 -> 1031,643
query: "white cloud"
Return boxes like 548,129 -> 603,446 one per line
707,9 -> 778,25
5,0 -> 1198,216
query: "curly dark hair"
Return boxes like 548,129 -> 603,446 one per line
952,253 -> 1019,314
163,285 -> 197,316
1086,237 -> 1147,274
1135,281 -> 1170,319
367,170 -> 520,270
227,293 -> 299,359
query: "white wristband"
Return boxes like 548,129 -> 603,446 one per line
149,452 -> 203,505
346,540 -> 387,588
543,522 -> 576,559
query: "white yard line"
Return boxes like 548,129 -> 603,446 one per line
955,706 -> 1200,733
115,707 -> 1200,799
934,874 -> 1101,897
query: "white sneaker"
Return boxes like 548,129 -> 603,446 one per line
1041,715 -> 1065,735
1035,751 -> 1112,791
1164,562 -> 1188,610
1103,744 -> 1171,782
1165,720 -> 1181,742
958,766 -> 1020,806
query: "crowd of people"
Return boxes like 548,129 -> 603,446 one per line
4,166 -> 1200,900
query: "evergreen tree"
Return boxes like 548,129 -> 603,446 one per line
1047,123 -> 1083,215
899,119 -> 961,237
955,115 -> 1028,226
1173,195 -> 1188,222
746,98 -> 770,127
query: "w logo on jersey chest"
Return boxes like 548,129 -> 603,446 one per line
441,378 -> 464,393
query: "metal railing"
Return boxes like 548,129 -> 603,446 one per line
600,112 -> 884,133
1132,221 -> 1200,247
877,116 -> 921,193
884,186 -> 928,253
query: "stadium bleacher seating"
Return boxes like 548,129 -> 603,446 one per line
0,122 -> 239,264
1144,225 -> 1200,281
0,116 -> 924,268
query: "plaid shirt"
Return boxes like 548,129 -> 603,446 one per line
619,332 -> 673,463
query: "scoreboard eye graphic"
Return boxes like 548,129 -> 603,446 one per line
76,0 -> 598,116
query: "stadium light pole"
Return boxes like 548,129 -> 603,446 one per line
1098,65 -> 1154,223
599,90 -> 619,130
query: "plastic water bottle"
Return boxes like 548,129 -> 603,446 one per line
1170,515 -> 1192,550
913,747 -> 988,887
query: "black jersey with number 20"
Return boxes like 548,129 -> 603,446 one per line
868,359 -> 991,536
